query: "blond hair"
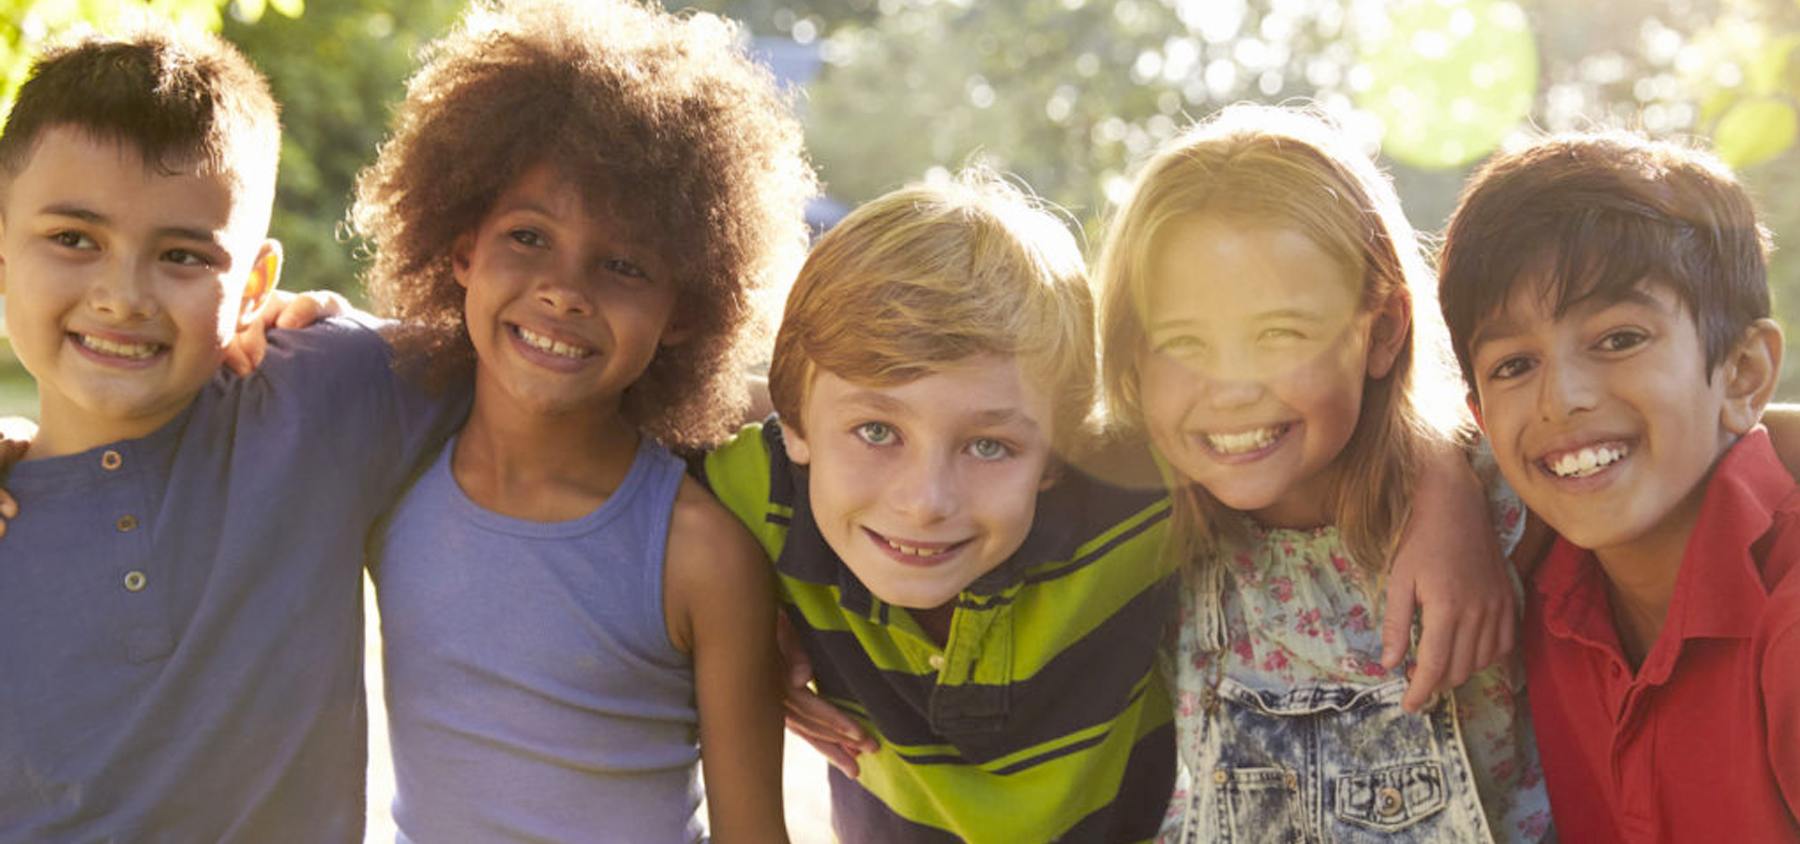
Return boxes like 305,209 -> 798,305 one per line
1096,104 -> 1467,574
769,170 -> 1097,458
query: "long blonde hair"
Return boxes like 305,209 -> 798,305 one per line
1096,104 -> 1467,574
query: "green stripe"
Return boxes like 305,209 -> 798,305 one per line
1009,509 -> 1173,679
851,671 -> 1171,841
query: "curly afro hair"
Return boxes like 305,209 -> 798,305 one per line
352,0 -> 816,449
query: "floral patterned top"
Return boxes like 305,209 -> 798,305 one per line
1160,455 -> 1554,842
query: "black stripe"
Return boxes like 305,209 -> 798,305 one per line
1052,720 -> 1178,843
826,769 -> 963,843
1024,505 -> 1169,587
766,512 -> 791,527
795,574 -> 1177,759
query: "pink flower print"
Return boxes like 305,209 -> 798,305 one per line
1231,636 -> 1255,666
1176,691 -> 1202,718
1360,658 -> 1389,678
1519,809 -> 1552,839
1344,604 -> 1373,633
1329,553 -> 1350,574
1260,648 -> 1290,672
1293,607 -> 1323,638
1270,576 -> 1295,603
1281,541 -> 1296,557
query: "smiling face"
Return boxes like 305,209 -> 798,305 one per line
1136,215 -> 1404,528
1469,279 -> 1739,565
0,127 -> 276,457
782,355 -> 1057,610
454,162 -> 684,424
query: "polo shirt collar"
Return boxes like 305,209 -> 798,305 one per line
1535,427 -> 1792,678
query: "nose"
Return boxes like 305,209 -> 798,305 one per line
1204,369 -> 1266,411
86,258 -> 158,320
890,449 -> 959,524
533,263 -> 595,316
1536,357 -> 1598,421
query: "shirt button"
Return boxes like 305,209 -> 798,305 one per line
100,450 -> 123,471
1284,770 -> 1299,790
116,514 -> 139,532
122,570 -> 147,592
927,654 -> 946,671
1212,770 -> 1228,785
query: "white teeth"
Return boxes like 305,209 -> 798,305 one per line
516,326 -> 592,359
77,334 -> 160,360
1205,426 -> 1282,455
1547,444 -> 1629,478
885,538 -> 948,557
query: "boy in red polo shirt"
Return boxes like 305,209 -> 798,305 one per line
1436,131 -> 1799,843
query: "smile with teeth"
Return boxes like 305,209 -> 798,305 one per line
73,332 -> 162,360
871,529 -> 966,558
513,325 -> 593,360
1542,442 -> 1630,479
1203,424 -> 1289,456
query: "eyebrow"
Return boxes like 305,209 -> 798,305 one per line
1470,286 -> 1669,352
1148,307 -> 1324,333
841,389 -> 1043,431
41,204 -> 226,245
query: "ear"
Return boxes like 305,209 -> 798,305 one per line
781,421 -> 811,466
1365,286 -> 1412,379
659,306 -> 695,349
234,239 -> 283,328
1466,392 -> 1486,433
450,230 -> 476,289
1719,318 -> 1783,435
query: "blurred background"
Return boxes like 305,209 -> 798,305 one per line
1,0 -> 1799,411
3,0 -> 1798,839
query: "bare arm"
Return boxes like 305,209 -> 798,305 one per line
665,477 -> 791,844
1383,440 -> 1516,713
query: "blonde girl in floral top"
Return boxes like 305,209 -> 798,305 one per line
1097,104 -> 1552,843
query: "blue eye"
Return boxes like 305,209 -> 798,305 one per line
967,438 -> 1011,461
854,422 -> 896,446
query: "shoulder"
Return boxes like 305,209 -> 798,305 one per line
666,475 -> 773,589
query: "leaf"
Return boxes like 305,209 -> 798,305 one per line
268,0 -> 302,18
235,0 -> 267,24
1714,97 -> 1799,168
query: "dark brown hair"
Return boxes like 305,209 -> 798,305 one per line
0,23 -> 281,223
353,0 -> 816,449
1439,131 -> 1771,389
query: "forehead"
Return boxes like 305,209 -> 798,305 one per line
3,126 -> 242,229
1147,215 -> 1357,307
804,354 -> 1055,428
1472,271 -> 1681,348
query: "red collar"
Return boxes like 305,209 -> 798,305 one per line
1535,428 -> 1795,679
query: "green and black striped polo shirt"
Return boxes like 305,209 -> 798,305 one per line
704,422 -> 1179,842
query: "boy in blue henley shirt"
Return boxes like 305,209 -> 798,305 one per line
0,27 -> 460,841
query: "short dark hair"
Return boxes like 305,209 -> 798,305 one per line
1438,131 -> 1770,389
0,23 -> 280,212
353,0 -> 816,450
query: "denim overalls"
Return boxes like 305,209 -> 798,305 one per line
1159,516 -> 1551,843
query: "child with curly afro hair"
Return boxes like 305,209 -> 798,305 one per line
345,1 -> 816,839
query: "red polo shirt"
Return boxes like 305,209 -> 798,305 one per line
1525,428 -> 1800,844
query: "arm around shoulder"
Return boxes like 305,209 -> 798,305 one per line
663,476 -> 790,844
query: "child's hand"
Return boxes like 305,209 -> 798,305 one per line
222,290 -> 352,377
0,416 -> 34,537
777,613 -> 876,776
1383,447 -> 1516,713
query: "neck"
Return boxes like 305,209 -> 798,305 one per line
29,395 -> 185,461
1591,485 -> 1710,669
451,377 -> 643,520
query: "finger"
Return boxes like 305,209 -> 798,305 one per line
786,694 -> 873,750
275,296 -> 324,329
222,344 -> 253,378
1446,612 -> 1481,690
783,710 -> 873,761
818,743 -> 860,779
1473,610 -> 1501,677
1403,604 -> 1452,713
1497,603 -> 1517,662
775,613 -> 814,688
1380,581 -> 1417,669
0,490 -> 17,519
